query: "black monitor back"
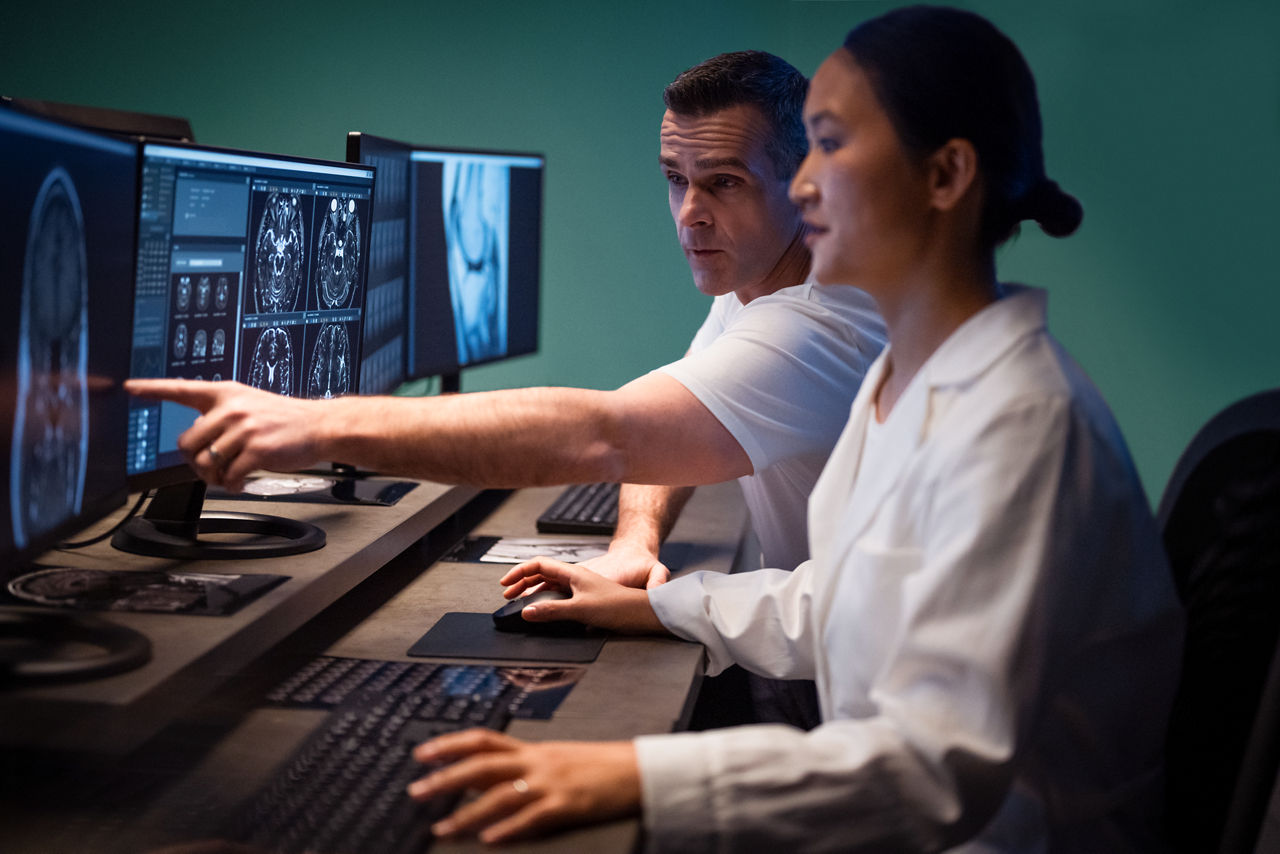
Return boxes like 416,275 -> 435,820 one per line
1,95 -> 194,142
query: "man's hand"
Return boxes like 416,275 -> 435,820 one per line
125,379 -> 322,492
579,540 -> 671,589
499,557 -> 669,635
408,730 -> 640,844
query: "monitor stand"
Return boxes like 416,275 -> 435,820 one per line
328,461 -> 360,478
111,481 -> 325,560
440,371 -> 461,394
0,607 -> 151,684
229,462 -> 418,506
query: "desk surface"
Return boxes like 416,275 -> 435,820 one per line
2,479 -> 749,854
1,477 -> 481,755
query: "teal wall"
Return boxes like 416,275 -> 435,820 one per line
4,0 -> 1278,503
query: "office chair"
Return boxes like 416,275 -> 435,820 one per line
1158,388 -> 1280,854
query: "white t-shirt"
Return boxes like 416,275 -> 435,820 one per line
657,281 -> 885,571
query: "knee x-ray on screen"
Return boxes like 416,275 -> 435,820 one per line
443,158 -> 510,365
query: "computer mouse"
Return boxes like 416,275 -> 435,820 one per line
491,588 -> 587,636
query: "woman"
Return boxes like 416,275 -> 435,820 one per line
407,7 -> 1183,851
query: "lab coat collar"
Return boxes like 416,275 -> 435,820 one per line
825,285 -> 1049,542
920,284 -> 1047,390
824,349 -> 929,544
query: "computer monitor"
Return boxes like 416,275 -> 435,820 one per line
344,133 -> 410,395
0,104 -> 151,682
1,95 -> 194,142
347,133 -> 543,392
117,141 -> 376,559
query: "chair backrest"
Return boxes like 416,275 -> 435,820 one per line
1159,389 -> 1280,854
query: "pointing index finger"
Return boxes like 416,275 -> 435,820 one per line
124,378 -> 221,413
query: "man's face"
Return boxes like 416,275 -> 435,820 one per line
660,104 -> 805,303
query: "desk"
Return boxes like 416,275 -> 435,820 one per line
2,479 -> 749,854
0,479 -> 483,756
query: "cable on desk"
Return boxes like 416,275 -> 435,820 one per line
57,490 -> 151,549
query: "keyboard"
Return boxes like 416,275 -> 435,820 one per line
227,657 -> 586,854
535,481 -> 620,534
265,655 -> 584,720
227,687 -> 500,854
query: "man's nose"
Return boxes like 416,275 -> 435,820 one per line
677,185 -> 712,228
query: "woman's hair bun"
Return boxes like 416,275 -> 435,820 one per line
1022,178 -> 1083,238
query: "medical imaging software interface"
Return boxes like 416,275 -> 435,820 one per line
126,144 -> 374,477
0,107 -> 134,556
350,136 -> 408,396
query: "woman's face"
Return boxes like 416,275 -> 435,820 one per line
791,49 -> 933,293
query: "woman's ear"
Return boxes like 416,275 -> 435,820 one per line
926,138 -> 979,212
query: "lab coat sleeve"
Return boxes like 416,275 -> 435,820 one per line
647,563 -> 820,680
636,395 -> 1118,852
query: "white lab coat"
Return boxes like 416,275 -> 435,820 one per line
637,286 -> 1184,853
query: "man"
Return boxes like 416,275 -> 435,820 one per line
128,51 -> 885,725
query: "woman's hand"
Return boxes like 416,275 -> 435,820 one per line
499,556 -> 668,634
408,729 -> 641,843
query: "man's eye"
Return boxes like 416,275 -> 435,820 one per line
817,138 -> 841,154
713,175 -> 741,189
666,173 -> 687,186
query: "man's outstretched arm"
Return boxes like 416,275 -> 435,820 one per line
125,373 -> 751,494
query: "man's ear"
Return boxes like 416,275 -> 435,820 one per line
926,138 -> 979,212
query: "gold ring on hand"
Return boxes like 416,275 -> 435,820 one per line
511,778 -> 530,795
207,443 -> 225,468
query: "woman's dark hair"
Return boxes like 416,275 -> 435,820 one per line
663,50 -> 809,181
843,5 -> 1083,247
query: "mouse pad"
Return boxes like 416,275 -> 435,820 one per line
407,612 -> 607,663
